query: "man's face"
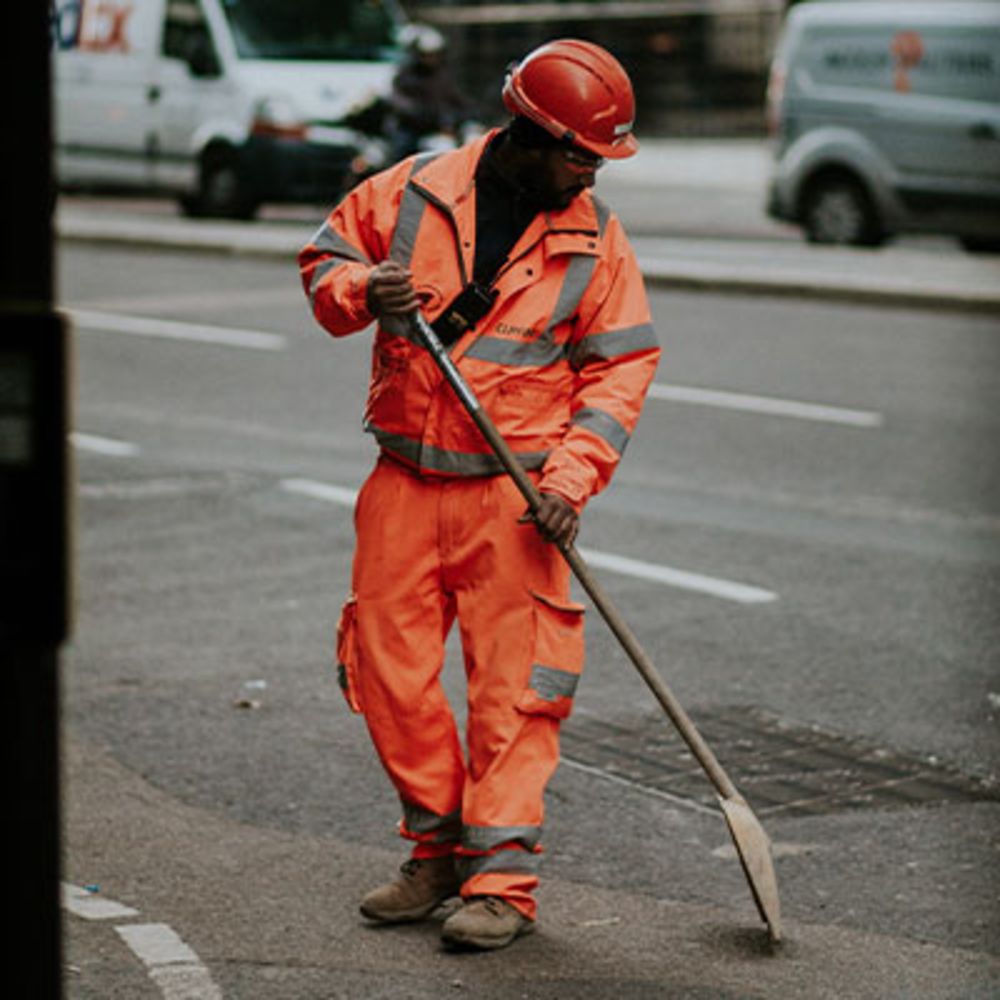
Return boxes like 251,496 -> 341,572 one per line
520,145 -> 605,210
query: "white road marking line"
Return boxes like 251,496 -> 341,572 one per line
62,883 -> 139,920
116,923 -> 201,966
71,432 -> 140,457
63,885 -> 223,1000
578,547 -> 777,604
648,383 -> 884,428
281,478 -> 777,604
78,475 -> 229,500
116,924 -> 222,1000
281,477 -> 359,506
66,308 -> 286,351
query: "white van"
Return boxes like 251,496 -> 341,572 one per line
765,1 -> 1000,250
51,0 -> 404,218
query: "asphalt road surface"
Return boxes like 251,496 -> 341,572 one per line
58,239 -> 1000,998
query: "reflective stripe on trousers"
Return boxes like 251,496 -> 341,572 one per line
344,456 -> 585,920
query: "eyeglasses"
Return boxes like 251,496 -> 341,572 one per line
558,145 -> 605,173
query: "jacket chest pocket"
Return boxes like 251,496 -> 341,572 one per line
516,591 -> 586,720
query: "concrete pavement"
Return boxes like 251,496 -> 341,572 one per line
64,733 -> 1000,999
56,138 -> 1000,314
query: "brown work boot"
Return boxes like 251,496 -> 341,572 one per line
440,896 -> 535,950
359,857 -> 461,923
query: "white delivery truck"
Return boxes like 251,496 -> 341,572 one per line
766,1 -> 1000,250
51,0 -> 405,218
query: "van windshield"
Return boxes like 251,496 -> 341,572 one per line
220,0 -> 398,60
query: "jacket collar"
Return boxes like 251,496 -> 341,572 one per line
409,127 -> 601,236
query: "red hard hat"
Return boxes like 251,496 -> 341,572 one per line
502,39 -> 638,159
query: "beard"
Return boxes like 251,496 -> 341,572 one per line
513,163 -> 583,212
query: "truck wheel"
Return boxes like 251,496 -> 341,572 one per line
180,147 -> 259,220
802,174 -> 884,247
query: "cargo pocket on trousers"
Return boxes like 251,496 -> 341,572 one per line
516,592 -> 586,720
335,595 -> 364,714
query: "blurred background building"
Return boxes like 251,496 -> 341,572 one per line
398,0 -> 789,135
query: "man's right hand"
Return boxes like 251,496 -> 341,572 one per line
366,261 -> 421,317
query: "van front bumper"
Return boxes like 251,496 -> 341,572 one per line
241,131 -> 360,205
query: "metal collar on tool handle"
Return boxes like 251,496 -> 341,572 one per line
407,310 -> 781,944
502,39 -> 639,161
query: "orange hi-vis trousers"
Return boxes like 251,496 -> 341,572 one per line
335,456 -> 587,920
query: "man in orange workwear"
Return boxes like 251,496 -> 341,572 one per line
299,39 -> 660,951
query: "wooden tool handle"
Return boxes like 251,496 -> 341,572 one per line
409,311 -> 738,799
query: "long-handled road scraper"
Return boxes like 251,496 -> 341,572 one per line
408,310 -> 782,944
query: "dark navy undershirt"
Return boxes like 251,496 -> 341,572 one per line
473,132 -> 539,286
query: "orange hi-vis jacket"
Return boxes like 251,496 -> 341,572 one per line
298,129 -> 660,512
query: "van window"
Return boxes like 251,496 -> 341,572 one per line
163,0 -> 220,75
219,0 -> 397,60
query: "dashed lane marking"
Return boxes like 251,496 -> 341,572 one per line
66,308 -> 286,351
577,547 -> 777,604
281,476 -> 360,507
649,383 -> 884,428
70,432 -> 140,457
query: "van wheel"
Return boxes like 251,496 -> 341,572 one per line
802,174 -> 884,247
959,236 -> 1000,255
180,147 -> 259,220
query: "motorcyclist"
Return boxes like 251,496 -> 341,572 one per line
385,24 -> 474,162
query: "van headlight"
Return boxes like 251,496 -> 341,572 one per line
251,97 -> 307,141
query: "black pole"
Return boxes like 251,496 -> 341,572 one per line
2,5 -> 68,997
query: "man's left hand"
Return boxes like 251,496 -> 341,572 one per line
519,492 -> 579,547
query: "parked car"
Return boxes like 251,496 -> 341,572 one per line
51,0 -> 405,219
765,0 -> 1000,251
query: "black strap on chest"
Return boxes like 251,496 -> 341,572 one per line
431,280 -> 499,345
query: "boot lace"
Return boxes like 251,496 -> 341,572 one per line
400,859 -> 422,878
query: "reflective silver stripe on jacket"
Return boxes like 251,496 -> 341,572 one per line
571,406 -> 630,455
306,222 -> 372,306
465,209 -> 607,368
462,331 -> 568,368
389,154 -> 441,267
379,155 -> 447,345
463,225 -> 603,368
570,322 -> 659,369
461,824 -> 542,853
572,321 -> 660,365
528,663 -> 579,702
368,425 -> 549,476
306,155 -> 440,311
456,849 -> 541,880
592,195 -> 612,237
401,800 -> 461,841
548,250 -> 598,330
452,191 -> 611,368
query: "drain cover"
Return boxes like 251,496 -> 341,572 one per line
561,707 -> 999,819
